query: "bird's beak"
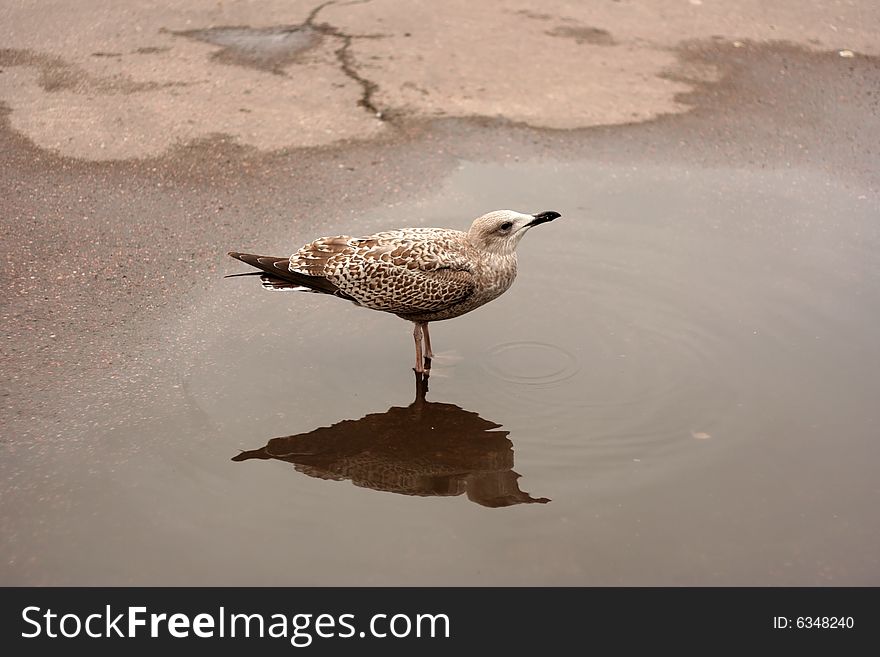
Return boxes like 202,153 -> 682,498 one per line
527,211 -> 561,227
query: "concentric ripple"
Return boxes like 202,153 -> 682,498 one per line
481,341 -> 580,386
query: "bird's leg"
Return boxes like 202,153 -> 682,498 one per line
412,322 -> 424,374
422,322 -> 434,360
417,321 -> 432,372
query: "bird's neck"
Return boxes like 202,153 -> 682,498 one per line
467,235 -> 518,257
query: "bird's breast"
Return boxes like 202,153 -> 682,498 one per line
473,253 -> 517,300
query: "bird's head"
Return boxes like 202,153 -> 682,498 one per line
467,210 -> 561,255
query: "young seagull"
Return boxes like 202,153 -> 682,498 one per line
228,209 -> 560,374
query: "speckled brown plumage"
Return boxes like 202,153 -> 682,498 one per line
228,209 -> 560,373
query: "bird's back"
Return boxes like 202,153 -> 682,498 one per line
291,228 -> 469,274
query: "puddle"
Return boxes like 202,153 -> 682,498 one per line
3,158 -> 879,585
173,25 -> 322,72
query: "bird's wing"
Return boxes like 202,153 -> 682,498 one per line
290,231 -> 476,314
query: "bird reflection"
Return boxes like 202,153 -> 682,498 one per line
232,373 -> 549,508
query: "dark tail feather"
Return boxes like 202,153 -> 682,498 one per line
226,251 -> 350,298
224,271 -> 264,279
225,270 -> 307,291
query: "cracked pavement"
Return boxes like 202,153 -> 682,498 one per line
1,0 -> 877,160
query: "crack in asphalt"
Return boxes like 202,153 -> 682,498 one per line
306,0 -> 385,120
171,0 -> 384,120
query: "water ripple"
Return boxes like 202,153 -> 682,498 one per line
481,341 -> 581,387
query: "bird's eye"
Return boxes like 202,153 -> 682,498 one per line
499,221 -> 513,231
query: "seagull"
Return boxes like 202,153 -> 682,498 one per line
228,209 -> 560,373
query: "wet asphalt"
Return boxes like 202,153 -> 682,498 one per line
1,40 -> 879,584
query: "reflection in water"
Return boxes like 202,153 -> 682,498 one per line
233,373 -> 550,508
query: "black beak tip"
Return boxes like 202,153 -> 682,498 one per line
529,210 -> 561,226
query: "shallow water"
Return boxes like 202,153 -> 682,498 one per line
5,158 -> 880,585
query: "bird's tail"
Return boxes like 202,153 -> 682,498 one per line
226,251 -> 349,296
